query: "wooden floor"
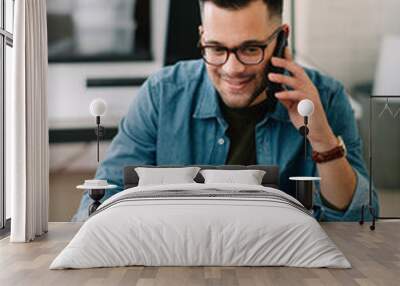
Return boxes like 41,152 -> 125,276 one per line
0,221 -> 399,286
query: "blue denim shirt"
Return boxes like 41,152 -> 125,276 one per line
73,59 -> 378,222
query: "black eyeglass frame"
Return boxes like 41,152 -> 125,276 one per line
198,25 -> 284,66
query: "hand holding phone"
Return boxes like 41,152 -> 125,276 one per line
265,25 -> 289,98
267,28 -> 337,153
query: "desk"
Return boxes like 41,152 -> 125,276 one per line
0,221 -> 399,286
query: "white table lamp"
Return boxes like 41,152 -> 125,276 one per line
77,99 -> 117,216
89,98 -> 107,162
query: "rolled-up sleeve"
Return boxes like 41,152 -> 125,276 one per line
313,83 -> 379,222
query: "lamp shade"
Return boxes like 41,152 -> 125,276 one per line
373,35 -> 400,96
89,98 -> 107,117
297,99 -> 315,117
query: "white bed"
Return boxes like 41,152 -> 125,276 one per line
50,183 -> 351,269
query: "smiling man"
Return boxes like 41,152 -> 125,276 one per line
199,0 -> 280,108
73,0 -> 378,222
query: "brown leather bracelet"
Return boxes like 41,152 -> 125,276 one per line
312,146 -> 346,163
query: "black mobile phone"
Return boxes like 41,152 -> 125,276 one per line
265,29 -> 289,98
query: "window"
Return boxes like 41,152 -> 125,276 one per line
0,0 -> 14,233
47,0 -> 151,62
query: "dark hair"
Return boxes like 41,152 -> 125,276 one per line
199,0 -> 283,18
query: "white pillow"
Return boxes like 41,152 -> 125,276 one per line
200,169 -> 266,185
135,167 -> 201,186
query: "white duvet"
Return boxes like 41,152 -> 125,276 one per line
50,183 -> 351,269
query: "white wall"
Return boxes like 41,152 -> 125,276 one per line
48,63 -> 151,129
294,0 -> 400,90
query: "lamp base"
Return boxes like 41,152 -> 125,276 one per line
289,177 -> 320,210
88,188 -> 105,215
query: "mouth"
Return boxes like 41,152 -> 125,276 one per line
222,77 -> 254,92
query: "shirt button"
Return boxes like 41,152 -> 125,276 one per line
218,138 -> 225,145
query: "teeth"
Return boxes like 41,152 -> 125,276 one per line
225,78 -> 250,85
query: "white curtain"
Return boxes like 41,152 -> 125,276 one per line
9,0 -> 49,242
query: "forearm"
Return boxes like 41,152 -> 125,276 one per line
310,134 -> 357,211
316,157 -> 357,211
268,50 -> 365,213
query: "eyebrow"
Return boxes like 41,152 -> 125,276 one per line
204,39 -> 267,46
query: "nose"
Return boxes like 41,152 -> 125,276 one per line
222,51 -> 246,75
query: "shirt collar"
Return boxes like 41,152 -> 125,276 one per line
193,71 -> 223,119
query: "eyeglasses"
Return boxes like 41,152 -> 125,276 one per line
199,26 -> 284,66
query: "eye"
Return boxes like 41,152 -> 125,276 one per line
207,46 -> 226,54
240,46 -> 261,55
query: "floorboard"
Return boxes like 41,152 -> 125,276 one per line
0,221 -> 399,286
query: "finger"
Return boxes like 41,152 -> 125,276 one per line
268,73 -> 300,90
271,56 -> 304,79
284,47 -> 293,62
275,90 -> 306,102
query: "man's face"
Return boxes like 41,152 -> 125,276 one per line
200,0 -> 280,108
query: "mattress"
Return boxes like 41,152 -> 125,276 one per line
50,183 -> 351,269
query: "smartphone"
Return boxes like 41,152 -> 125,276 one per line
265,28 -> 289,98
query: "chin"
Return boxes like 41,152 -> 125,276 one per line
220,93 -> 254,109
216,80 -> 259,108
